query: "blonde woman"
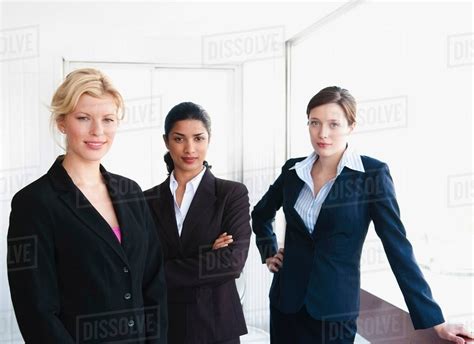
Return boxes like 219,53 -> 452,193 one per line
7,68 -> 167,343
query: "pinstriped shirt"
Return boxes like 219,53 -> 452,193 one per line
289,146 -> 365,233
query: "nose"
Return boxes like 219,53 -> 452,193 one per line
90,119 -> 104,136
318,123 -> 329,139
184,139 -> 195,154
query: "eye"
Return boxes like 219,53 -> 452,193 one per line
174,137 -> 183,143
104,118 -> 115,123
308,120 -> 320,127
195,136 -> 205,141
77,116 -> 89,121
329,122 -> 340,128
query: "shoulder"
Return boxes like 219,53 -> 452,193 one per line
11,174 -> 52,207
143,179 -> 168,202
360,155 -> 390,174
143,185 -> 158,199
214,176 -> 248,195
282,157 -> 305,171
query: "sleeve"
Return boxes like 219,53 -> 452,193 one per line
141,195 -> 168,344
368,163 -> 445,329
251,161 -> 288,263
7,193 -> 76,343
164,183 -> 252,289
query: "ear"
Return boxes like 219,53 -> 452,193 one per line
56,117 -> 66,134
162,134 -> 169,149
348,121 -> 356,134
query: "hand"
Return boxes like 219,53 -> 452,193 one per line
265,248 -> 284,273
434,322 -> 474,343
212,232 -> 233,250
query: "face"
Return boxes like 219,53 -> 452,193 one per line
164,119 -> 209,176
307,103 -> 354,158
57,94 -> 118,163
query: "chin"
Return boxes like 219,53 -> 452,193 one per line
79,150 -> 108,162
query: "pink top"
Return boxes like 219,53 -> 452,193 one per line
111,226 -> 122,243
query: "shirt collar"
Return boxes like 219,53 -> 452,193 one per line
169,166 -> 207,194
289,144 -> 365,175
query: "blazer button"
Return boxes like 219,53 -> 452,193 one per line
124,293 -> 131,300
128,319 -> 135,327
123,266 -> 129,273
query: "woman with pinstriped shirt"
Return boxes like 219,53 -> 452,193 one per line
252,86 -> 472,344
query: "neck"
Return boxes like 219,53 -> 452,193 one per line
62,153 -> 103,187
313,149 -> 345,174
173,166 -> 204,186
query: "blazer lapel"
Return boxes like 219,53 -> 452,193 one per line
179,169 -> 217,250
102,169 -> 141,264
48,157 -> 129,265
285,169 -> 312,237
312,167 -> 360,238
148,179 -> 182,252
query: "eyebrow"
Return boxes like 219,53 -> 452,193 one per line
309,117 -> 340,122
172,132 -> 206,137
75,112 -> 116,117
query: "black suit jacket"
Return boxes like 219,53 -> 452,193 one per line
7,156 -> 168,344
252,156 -> 444,330
144,168 -> 251,344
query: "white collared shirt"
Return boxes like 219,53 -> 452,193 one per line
289,145 -> 365,233
169,167 -> 206,236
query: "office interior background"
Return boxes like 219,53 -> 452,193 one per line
0,1 -> 472,342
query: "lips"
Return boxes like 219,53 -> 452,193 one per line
85,141 -> 106,150
317,143 -> 331,149
182,157 -> 198,164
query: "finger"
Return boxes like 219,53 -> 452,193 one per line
268,264 -> 279,273
275,253 -> 284,262
213,243 -> 228,250
273,258 -> 283,268
215,235 -> 232,245
445,333 -> 465,344
278,248 -> 284,254
458,327 -> 474,339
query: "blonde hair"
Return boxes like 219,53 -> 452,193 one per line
50,68 -> 124,130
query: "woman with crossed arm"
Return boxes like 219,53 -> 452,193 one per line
145,102 -> 251,344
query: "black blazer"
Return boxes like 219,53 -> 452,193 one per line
7,156 -> 167,344
252,156 -> 444,330
144,168 -> 251,344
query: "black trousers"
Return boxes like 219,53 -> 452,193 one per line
213,338 -> 240,344
270,305 -> 357,344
